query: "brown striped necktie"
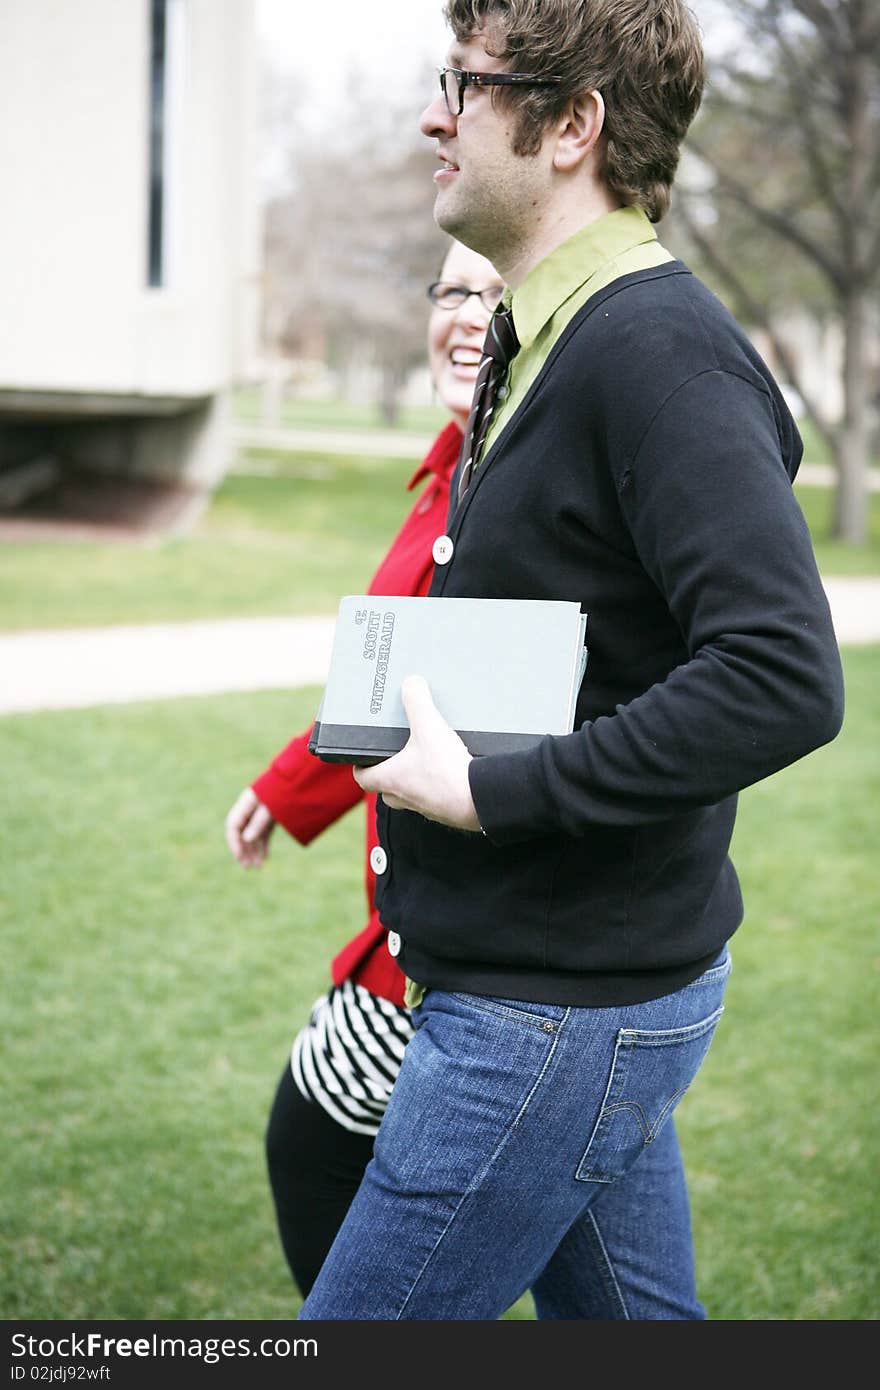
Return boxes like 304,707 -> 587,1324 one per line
456,304 -> 520,504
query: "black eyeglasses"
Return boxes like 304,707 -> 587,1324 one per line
438,65 -> 562,117
427,281 -> 505,312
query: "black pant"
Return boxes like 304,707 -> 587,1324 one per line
264,1062 -> 376,1298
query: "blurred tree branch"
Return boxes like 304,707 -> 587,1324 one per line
675,0 -> 879,541
674,197 -> 836,451
259,64 -> 446,424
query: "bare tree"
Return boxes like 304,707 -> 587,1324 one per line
260,67 -> 447,424
674,0 -> 879,542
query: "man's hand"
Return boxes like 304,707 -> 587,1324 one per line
225,786 -> 276,867
353,675 -> 481,832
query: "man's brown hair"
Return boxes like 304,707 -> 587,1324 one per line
443,0 -> 704,222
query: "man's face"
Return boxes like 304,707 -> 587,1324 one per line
419,30 -> 552,270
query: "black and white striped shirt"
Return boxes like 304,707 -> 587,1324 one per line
290,980 -> 414,1135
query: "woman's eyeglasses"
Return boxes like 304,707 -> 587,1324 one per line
427,281 -> 505,312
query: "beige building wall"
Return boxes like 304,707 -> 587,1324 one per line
0,0 -> 260,487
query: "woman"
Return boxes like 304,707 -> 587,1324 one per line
224,239 -> 505,1297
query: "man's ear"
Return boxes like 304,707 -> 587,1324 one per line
552,90 -> 605,172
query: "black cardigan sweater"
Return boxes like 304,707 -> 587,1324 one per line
375,263 -> 844,1005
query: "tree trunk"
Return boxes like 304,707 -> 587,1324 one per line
260,364 -> 284,429
833,39 -> 874,543
378,366 -> 403,427
833,286 -> 870,542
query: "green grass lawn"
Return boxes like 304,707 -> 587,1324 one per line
0,451 -> 418,631
0,449 -> 878,633
1,648 -> 877,1320
796,484 -> 880,575
233,385 -> 447,436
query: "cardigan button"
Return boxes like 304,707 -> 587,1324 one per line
432,535 -> 454,565
387,931 -> 402,957
369,846 -> 388,875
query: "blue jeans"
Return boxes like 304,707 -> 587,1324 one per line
298,948 -> 731,1320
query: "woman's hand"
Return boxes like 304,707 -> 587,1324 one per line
225,786 -> 277,867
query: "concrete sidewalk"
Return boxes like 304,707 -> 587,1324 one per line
0,615 -> 336,715
0,577 -> 877,716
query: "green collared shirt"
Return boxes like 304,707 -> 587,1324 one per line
402,207 -> 672,1015
483,204 -> 672,457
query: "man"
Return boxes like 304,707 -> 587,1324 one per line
298,0 -> 844,1320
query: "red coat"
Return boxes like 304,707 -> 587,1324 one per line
251,421 -> 461,1008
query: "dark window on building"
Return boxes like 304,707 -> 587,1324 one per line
148,0 -> 167,287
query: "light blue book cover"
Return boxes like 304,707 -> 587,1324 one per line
309,595 -> 588,765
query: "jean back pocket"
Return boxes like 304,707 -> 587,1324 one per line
576,1005 -> 724,1184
